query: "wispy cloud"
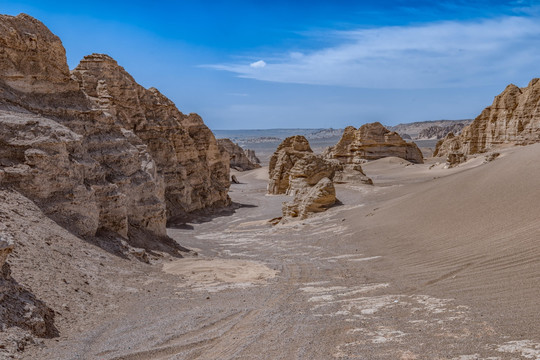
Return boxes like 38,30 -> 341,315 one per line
205,16 -> 540,89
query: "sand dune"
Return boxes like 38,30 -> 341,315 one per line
343,144 -> 540,336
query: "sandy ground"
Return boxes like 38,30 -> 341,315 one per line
22,144 -> 540,359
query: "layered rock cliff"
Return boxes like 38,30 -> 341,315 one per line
435,79 -> 540,157
217,138 -> 261,171
326,122 -> 424,164
0,13 -> 230,242
71,54 -> 230,220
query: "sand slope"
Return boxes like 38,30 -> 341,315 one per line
346,144 -> 540,336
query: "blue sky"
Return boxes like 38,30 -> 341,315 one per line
2,0 -> 540,129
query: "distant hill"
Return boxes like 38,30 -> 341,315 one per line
386,119 -> 472,139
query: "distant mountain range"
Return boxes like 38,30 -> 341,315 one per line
213,120 -> 472,144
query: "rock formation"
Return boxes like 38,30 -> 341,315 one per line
0,13 -> 230,242
268,135 -> 313,195
72,54 -> 230,220
326,122 -> 424,164
217,138 -> 261,171
332,163 -> 373,185
435,79 -> 540,157
286,154 -> 337,196
244,149 -> 261,167
282,177 -> 336,219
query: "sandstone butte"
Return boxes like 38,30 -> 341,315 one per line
217,138 -> 261,171
0,13 -> 230,241
435,78 -> 540,158
325,122 -> 424,164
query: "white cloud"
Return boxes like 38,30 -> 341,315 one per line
207,16 -> 540,89
249,60 -> 266,68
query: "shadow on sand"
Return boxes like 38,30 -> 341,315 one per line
167,201 -> 258,230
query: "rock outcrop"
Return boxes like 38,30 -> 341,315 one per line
244,149 -> 261,167
268,135 -> 313,194
0,13 -> 230,242
332,163 -> 373,185
282,177 -> 336,219
268,136 -> 338,219
217,138 -> 261,171
286,154 -> 337,196
435,79 -> 540,157
72,54 -> 230,220
326,122 -> 424,164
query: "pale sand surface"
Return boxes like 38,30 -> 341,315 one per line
26,144 -> 540,359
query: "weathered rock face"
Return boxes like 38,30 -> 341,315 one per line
217,138 -> 261,171
326,122 -> 424,164
72,54 -> 230,220
332,163 -> 373,185
282,177 -> 336,219
268,136 -> 337,219
286,154 -> 336,196
0,13 -> 230,241
0,111 -> 100,237
0,14 -> 168,239
0,232 -> 57,346
435,79 -> 540,157
0,14 -> 78,93
268,135 -> 313,194
244,149 -> 261,167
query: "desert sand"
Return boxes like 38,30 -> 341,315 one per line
22,143 -> 540,359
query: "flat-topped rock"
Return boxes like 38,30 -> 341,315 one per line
326,122 -> 424,164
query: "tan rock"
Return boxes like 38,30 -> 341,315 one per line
72,54 -> 230,220
0,110 -> 100,237
282,177 -> 336,219
268,135 -> 313,194
218,138 -> 261,171
447,152 -> 467,168
287,154 -> 336,196
0,14 -> 78,93
244,149 -> 261,167
0,13 -> 229,243
435,79 -> 540,156
326,122 -> 424,164
332,163 -> 373,185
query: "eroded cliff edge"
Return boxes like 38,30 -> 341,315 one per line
0,13 -> 230,241
435,79 -> 540,157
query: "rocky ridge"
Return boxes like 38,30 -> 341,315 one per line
0,14 -> 229,239
0,12 -> 230,352
217,138 -> 261,171
325,122 -> 424,164
435,79 -> 540,157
